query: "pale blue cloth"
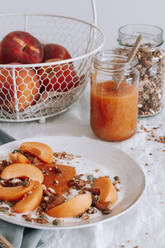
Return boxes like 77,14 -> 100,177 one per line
0,129 -> 44,248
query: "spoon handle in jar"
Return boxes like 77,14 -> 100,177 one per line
126,34 -> 142,63
114,34 -> 142,90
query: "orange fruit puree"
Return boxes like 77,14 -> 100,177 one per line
90,81 -> 138,141
37,164 -> 76,195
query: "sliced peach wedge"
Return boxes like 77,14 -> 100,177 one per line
0,180 -> 35,202
92,176 -> 117,204
1,163 -> 44,183
46,193 -> 92,218
9,151 -> 30,164
13,181 -> 43,213
20,141 -> 53,164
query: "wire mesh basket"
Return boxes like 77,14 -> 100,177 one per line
0,0 -> 104,122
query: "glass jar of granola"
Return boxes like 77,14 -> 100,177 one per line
115,24 -> 164,117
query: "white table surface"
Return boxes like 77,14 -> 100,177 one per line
0,83 -> 165,248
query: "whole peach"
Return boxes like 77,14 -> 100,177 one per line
0,65 -> 40,112
1,31 -> 43,64
43,44 -> 71,61
38,59 -> 78,92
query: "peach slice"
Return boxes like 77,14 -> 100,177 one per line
92,176 -> 117,204
9,152 -> 30,164
13,181 -> 43,213
0,180 -> 34,201
1,163 -> 44,183
20,142 -> 53,164
46,193 -> 92,218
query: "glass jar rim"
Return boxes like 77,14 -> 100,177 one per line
118,24 -> 164,47
93,49 -> 136,74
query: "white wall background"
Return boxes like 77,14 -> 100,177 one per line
0,0 -> 165,48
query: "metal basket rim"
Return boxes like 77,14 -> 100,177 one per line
0,13 -> 104,68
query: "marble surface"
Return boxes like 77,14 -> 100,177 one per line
0,83 -> 165,248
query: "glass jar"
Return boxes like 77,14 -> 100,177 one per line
116,24 -> 164,117
90,50 -> 139,141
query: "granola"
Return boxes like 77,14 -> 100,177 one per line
114,44 -> 164,117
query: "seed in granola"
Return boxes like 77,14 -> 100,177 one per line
39,214 -> 48,220
8,213 -> 15,216
0,179 -> 5,186
52,219 -> 60,225
42,184 -> 47,191
87,207 -> 97,214
0,207 -> 9,212
36,207 -> 44,216
78,189 -> 86,194
52,166 -> 62,174
95,200 -> 111,211
4,202 -> 13,207
116,187 -> 120,192
75,174 -> 84,179
114,176 -> 120,181
76,213 -> 84,218
155,136 -> 165,144
22,214 -> 34,222
42,169 -> 48,175
40,202 -> 47,210
48,187 -> 56,194
53,152 -> 74,160
2,160 -> 11,167
81,214 -> 90,220
92,194 -> 99,204
102,209 -> 112,215
87,175 -> 95,181
53,180 -> 59,185
22,180 -> 30,187
36,218 -> 49,224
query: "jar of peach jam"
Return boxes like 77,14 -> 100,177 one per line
90,50 -> 139,141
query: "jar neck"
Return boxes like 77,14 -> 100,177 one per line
93,50 -> 136,76
118,24 -> 164,48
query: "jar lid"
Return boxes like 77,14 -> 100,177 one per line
118,24 -> 163,47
